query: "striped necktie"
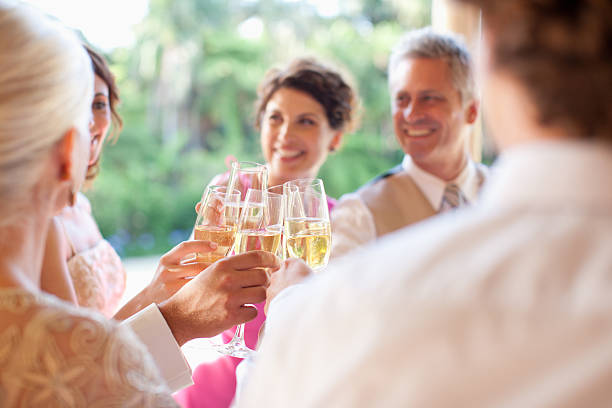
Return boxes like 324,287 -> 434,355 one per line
439,183 -> 467,213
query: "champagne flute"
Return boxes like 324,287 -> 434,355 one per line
212,187 -> 285,358
193,186 -> 241,263
283,178 -> 331,271
227,161 -> 268,204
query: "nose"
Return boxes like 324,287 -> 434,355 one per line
402,103 -> 416,122
277,122 -> 292,144
402,102 -> 421,122
88,116 -> 95,133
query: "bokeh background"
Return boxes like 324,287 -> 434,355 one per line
29,0 -> 433,257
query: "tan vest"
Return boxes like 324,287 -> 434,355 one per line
358,164 -> 488,238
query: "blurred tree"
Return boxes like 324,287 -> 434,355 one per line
89,0 -> 431,256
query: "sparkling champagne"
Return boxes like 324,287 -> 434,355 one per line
239,202 -> 265,229
285,217 -> 331,269
234,226 -> 283,256
224,201 -> 241,220
193,225 -> 237,262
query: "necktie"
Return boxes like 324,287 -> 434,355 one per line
440,183 -> 467,213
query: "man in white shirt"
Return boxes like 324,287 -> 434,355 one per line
240,0 -> 612,406
332,28 -> 487,258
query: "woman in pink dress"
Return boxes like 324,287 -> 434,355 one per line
39,46 -> 126,317
175,57 -> 360,408
41,47 -> 214,320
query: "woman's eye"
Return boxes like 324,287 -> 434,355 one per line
299,118 -> 315,126
268,114 -> 281,123
92,101 -> 107,110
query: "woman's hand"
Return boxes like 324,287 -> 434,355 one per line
113,240 -> 216,320
144,240 -> 217,304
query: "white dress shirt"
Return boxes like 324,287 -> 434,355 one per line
240,140 -> 612,407
123,304 -> 193,392
403,154 -> 481,210
331,155 -> 482,258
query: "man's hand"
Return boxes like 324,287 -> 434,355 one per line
265,258 -> 313,314
158,251 -> 281,346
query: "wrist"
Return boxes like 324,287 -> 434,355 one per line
158,298 -> 188,347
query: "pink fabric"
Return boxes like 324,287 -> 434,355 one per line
174,196 -> 336,408
67,239 -> 126,319
326,196 -> 337,212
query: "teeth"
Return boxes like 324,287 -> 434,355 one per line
405,129 -> 433,137
275,148 -> 302,159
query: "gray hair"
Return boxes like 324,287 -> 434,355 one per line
388,27 -> 476,104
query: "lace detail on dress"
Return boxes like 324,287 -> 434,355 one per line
0,288 -> 177,407
67,240 -> 126,318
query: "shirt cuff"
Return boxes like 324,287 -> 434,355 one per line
123,303 -> 193,392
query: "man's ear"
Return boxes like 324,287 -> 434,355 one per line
328,131 -> 344,152
465,100 -> 479,125
57,127 -> 77,181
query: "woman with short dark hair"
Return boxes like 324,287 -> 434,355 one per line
175,57 -> 360,408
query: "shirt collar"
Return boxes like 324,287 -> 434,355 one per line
402,155 -> 479,211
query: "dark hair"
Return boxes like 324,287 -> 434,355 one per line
457,0 -> 612,141
84,45 -> 122,181
254,58 -> 360,133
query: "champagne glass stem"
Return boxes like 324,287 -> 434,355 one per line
230,323 -> 245,344
212,323 -> 251,358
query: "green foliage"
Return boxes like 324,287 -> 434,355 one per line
89,0 -> 431,256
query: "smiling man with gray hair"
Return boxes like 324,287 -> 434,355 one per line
331,27 -> 488,258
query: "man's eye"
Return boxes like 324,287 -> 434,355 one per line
299,118 -> 315,126
396,95 -> 408,104
422,95 -> 441,102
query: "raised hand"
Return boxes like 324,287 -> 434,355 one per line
158,250 -> 281,346
113,240 -> 216,320
145,240 -> 216,303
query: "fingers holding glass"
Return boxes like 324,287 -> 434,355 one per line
194,186 -> 240,263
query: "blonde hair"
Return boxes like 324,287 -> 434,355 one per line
0,1 -> 93,227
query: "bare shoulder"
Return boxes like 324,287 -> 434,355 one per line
58,192 -> 103,249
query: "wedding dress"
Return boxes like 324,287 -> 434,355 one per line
0,287 -> 177,407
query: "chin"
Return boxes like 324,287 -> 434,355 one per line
403,143 -> 436,162
274,158 -> 301,171
279,167 -> 311,183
